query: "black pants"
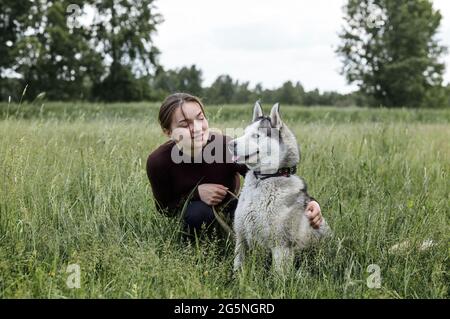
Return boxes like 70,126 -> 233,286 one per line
183,198 -> 238,237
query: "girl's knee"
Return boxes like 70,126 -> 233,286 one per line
184,201 -> 215,232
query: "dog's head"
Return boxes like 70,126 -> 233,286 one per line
228,101 -> 300,172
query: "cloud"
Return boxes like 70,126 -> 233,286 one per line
207,23 -> 338,51
154,0 -> 450,93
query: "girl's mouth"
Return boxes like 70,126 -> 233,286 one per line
193,133 -> 204,141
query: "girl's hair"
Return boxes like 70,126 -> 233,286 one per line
158,93 -> 207,132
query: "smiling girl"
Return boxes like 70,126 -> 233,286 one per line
146,93 -> 323,237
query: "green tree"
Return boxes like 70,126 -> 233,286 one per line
151,65 -> 203,101
1,0 -> 104,100
204,75 -> 235,104
92,64 -> 149,101
92,0 -> 162,101
337,0 -> 447,107
176,65 -> 203,97
303,89 -> 320,106
0,1 -> 34,99
274,81 -> 304,105
232,81 -> 252,104
446,84 -> 450,107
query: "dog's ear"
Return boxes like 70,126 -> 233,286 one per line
270,103 -> 282,129
252,100 -> 263,122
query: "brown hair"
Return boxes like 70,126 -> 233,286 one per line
158,93 -> 207,133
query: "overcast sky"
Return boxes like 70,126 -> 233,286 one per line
153,0 -> 450,93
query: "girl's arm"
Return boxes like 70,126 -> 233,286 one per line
146,156 -> 200,217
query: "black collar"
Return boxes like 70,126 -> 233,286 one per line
253,165 -> 297,180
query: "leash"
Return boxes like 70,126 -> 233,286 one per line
211,189 -> 240,237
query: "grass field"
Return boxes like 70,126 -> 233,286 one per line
0,102 -> 449,298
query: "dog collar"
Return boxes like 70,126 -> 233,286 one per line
253,165 -> 297,180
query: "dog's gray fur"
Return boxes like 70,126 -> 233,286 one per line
228,101 -> 331,273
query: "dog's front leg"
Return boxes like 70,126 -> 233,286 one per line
272,246 -> 294,274
233,232 -> 246,272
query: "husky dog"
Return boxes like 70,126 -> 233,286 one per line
228,101 -> 331,273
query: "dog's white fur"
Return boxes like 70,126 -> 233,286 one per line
229,102 -> 331,273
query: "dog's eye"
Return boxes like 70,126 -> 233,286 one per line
252,133 -> 259,139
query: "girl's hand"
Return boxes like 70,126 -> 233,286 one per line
306,201 -> 322,229
198,184 -> 228,206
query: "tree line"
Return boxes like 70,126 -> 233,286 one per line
151,67 -> 368,107
1,0 -> 449,107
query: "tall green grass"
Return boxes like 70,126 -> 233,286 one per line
1,101 -> 450,123
0,103 -> 448,298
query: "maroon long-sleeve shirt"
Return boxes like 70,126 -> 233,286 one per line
146,132 -> 248,217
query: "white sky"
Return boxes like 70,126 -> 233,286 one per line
153,0 -> 450,93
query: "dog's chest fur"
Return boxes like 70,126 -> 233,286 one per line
234,171 -> 314,249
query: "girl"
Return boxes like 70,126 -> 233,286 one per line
146,93 -> 323,236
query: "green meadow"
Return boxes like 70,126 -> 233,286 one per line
0,102 -> 448,298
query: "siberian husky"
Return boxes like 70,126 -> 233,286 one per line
228,101 -> 331,273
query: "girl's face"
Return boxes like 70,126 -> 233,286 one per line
165,101 -> 209,151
